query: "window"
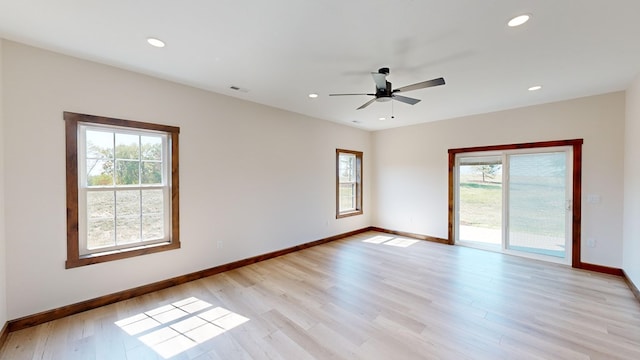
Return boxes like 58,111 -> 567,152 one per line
336,149 -> 363,218
65,112 -> 180,268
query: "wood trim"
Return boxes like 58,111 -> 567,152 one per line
170,126 -> 181,252
373,226 -> 623,280
623,270 -> 640,303
65,114 -> 80,264
447,139 -> 584,155
571,142 -> 583,268
4,225 -> 630,335
447,152 -> 456,245
63,111 -> 181,268
371,227 -> 450,245
7,227 -> 371,332
336,149 -> 363,219
0,322 -> 8,352
336,210 -> 363,219
63,111 -> 180,134
577,262 -> 624,276
65,242 -> 181,268
447,139 -> 584,268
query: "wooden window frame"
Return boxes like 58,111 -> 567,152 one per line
65,112 -> 180,268
448,139 -> 583,268
336,149 -> 363,218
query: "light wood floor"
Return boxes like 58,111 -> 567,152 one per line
2,231 -> 639,359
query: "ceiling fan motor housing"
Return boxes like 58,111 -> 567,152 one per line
376,81 -> 393,98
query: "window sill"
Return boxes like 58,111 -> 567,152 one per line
336,210 -> 363,219
66,241 -> 180,269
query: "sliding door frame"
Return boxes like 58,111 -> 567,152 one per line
448,139 -> 583,268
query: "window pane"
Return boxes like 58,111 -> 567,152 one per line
116,190 -> 141,244
508,152 -> 566,258
142,189 -> 164,240
115,159 -> 140,185
87,191 -> 114,219
339,154 -> 356,182
85,190 -> 117,248
116,190 -> 141,216
117,217 -> 141,245
87,218 -> 115,249
115,133 -> 140,159
141,162 -> 162,185
457,159 -> 503,246
141,136 -> 162,161
339,183 -> 355,212
86,130 -> 113,159
87,159 -> 114,186
142,215 -> 164,240
142,189 -> 163,215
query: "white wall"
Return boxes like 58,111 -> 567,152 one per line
0,39 -> 8,327
1,40 -> 371,319
0,37 -> 633,321
624,74 -> 640,288
372,92 -> 625,268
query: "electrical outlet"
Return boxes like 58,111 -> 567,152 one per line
217,240 -> 224,249
587,238 -> 596,248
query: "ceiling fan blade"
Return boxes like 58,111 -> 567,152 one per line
393,77 -> 445,93
392,94 -> 421,105
357,98 -> 378,110
329,93 -> 374,96
371,72 -> 387,90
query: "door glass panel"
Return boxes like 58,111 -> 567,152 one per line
507,152 -> 566,258
458,156 -> 502,247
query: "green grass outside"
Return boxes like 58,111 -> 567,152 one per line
459,178 -> 565,237
459,181 -> 502,229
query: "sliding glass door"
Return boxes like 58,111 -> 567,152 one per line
455,147 -> 573,264
507,152 -> 569,258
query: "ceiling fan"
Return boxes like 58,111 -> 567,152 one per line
329,67 -> 445,110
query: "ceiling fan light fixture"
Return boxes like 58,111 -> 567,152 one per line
508,14 -> 530,27
146,37 -> 165,48
329,67 -> 445,110
308,93 -> 319,98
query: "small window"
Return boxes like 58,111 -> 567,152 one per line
336,149 -> 363,218
65,112 -> 180,268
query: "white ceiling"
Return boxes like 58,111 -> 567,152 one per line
1,0 -> 640,131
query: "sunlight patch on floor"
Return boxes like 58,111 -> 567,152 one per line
384,238 -> 420,247
363,235 -> 394,244
362,235 -> 419,248
115,297 -> 249,359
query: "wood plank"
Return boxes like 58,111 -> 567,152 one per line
0,231 -> 639,359
6,227 -> 371,332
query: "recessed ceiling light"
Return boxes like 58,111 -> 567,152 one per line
379,117 -> 386,121
528,85 -> 542,91
508,14 -> 530,27
308,93 -> 319,98
147,37 -> 165,48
